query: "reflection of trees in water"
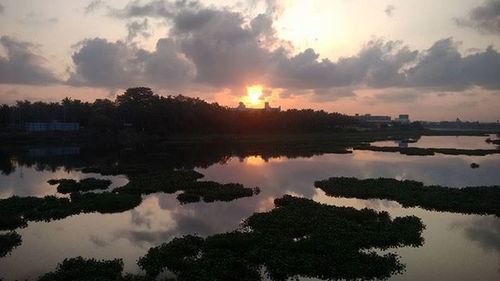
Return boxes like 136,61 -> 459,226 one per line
0,138 -> 355,176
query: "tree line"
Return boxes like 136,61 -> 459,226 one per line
0,87 -> 356,134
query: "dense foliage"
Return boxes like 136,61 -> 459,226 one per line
0,87 -> 355,134
48,178 -> 112,194
315,177 -> 500,216
138,195 -> 425,281
0,192 -> 142,231
0,231 -> 22,257
113,169 -> 259,204
38,257 -> 125,281
0,168 -> 258,231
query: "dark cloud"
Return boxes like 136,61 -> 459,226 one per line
454,0 -> 500,34
67,1 -> 500,99
0,4 -> 4,14
406,38 -> 500,90
108,0 -> 198,18
172,9 -> 272,87
19,12 -> 59,25
385,5 -> 395,17
67,37 -> 194,88
89,234 -> 109,247
126,18 -> 151,41
0,36 -> 60,85
84,0 -> 106,14
68,38 -> 142,88
458,216 -> 500,253
269,40 -> 417,90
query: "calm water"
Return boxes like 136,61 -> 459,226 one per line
371,134 -> 499,149
0,136 -> 499,280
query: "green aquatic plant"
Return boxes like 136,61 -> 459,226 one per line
138,195 -> 425,281
0,231 -> 22,258
48,178 -> 112,194
315,177 -> 500,216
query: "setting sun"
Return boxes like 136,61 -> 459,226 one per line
246,85 -> 263,106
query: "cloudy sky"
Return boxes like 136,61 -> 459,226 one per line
1,0 -> 500,121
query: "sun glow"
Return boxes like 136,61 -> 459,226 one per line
246,85 -> 263,106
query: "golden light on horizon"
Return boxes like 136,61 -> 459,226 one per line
246,85 -> 263,106
244,155 -> 266,166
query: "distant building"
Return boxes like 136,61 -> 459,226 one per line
264,102 -> 281,112
26,122 -> 80,132
353,114 -> 392,125
234,102 -> 281,112
395,114 -> 410,124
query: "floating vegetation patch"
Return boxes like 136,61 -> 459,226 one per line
1,168 -> 257,231
48,178 -> 112,194
355,146 -> 500,156
315,177 -> 500,216
485,138 -> 500,145
0,231 -> 22,258
0,192 -> 142,231
38,257 -> 124,281
114,170 -> 258,204
138,195 -> 425,281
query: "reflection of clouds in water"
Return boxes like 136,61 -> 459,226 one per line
111,193 -> 262,248
453,216 -> 500,253
131,210 -> 153,229
115,229 -> 176,246
199,152 -> 500,193
89,234 -> 109,247
0,164 -> 128,198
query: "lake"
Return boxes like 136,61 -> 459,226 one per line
0,134 -> 499,280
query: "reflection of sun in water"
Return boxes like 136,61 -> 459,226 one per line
246,85 -> 263,106
244,155 -> 266,166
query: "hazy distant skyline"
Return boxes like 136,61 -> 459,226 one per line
1,0 -> 500,121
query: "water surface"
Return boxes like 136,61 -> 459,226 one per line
0,136 -> 499,280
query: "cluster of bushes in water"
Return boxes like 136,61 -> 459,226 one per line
315,177 -> 500,216
48,178 -> 112,194
0,168 -> 258,232
0,192 -> 142,231
37,195 -> 425,281
114,169 -> 259,204
485,138 -> 500,145
0,231 -> 22,258
354,145 -> 500,156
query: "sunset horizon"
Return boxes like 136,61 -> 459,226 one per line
1,0 -> 500,121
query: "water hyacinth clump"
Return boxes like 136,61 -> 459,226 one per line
315,177 -> 500,216
0,231 -> 22,258
138,195 -> 425,281
48,178 -> 112,194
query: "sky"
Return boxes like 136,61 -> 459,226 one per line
1,0 -> 500,121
